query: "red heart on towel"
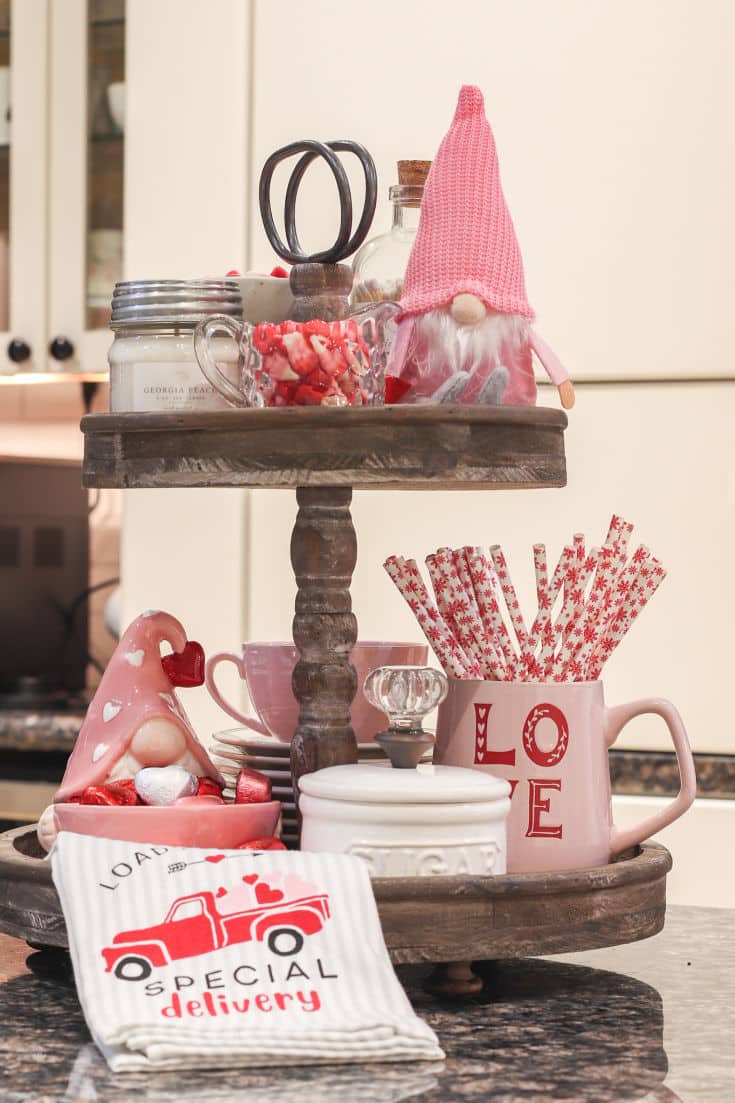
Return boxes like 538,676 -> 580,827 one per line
255,882 -> 284,905
205,855 -> 226,864
216,887 -> 227,898
161,640 -> 205,687
242,874 -> 259,885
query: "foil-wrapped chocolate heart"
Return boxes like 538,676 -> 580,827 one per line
134,765 -> 198,806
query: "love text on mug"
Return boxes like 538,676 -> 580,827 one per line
473,702 -> 569,839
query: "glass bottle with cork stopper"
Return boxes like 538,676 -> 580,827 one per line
351,160 -> 431,305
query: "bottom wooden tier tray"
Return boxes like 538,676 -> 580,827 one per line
0,826 -> 671,966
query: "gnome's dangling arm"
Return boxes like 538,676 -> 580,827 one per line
529,329 -> 575,410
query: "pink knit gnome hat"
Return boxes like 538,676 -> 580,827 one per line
399,85 -> 534,320
55,610 -> 223,803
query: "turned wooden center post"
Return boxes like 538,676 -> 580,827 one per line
290,486 -> 359,810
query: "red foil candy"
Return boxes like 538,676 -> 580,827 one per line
196,776 -> 224,798
237,836 -> 287,851
234,767 -> 272,805
80,780 -> 140,806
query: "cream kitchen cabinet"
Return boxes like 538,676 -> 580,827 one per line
0,0 -> 126,380
249,0 -> 735,384
0,0 -> 49,376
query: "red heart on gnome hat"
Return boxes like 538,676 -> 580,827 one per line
161,640 -> 205,687
255,882 -> 284,905
205,854 -> 226,864
242,874 -> 259,885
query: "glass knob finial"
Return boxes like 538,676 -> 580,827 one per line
363,666 -> 448,769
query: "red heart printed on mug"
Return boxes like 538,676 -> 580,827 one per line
255,882 -> 284,905
161,641 -> 205,687
205,854 -> 226,864
242,874 -> 259,885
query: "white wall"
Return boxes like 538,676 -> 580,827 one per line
613,796 -> 735,908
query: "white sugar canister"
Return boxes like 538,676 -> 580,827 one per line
299,762 -> 510,878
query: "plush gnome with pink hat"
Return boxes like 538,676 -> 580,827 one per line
37,610 -> 225,851
385,85 -> 575,410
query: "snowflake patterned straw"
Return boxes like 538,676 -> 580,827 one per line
537,544 -> 576,677
586,555 -> 665,680
513,543 -> 549,681
550,549 -> 600,680
525,543 -> 571,670
383,556 -> 471,679
489,545 -> 529,655
451,548 -> 506,675
402,555 -> 484,678
386,514 -> 665,685
569,541 -> 621,676
455,549 -> 508,677
465,548 -> 519,677
426,551 -> 490,678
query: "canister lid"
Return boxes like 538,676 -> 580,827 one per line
111,279 -> 243,330
299,762 -> 510,805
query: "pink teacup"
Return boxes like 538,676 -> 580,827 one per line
205,641 -> 429,743
435,679 -> 696,874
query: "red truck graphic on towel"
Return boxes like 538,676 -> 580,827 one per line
101,881 -> 331,981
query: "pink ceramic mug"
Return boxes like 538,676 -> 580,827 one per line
205,641 -> 428,743
435,679 -> 696,874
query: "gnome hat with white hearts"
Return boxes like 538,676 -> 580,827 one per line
55,611 -> 223,803
399,84 -> 534,321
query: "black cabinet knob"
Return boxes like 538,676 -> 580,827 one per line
49,336 -> 75,361
7,338 -> 31,364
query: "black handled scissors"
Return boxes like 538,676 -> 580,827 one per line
259,139 -> 377,265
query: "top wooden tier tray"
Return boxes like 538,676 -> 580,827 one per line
80,404 -> 567,491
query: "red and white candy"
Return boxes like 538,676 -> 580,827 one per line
252,319 -> 373,407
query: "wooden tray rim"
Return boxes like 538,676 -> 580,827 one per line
82,404 -> 569,435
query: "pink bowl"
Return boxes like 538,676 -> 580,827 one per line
54,801 -> 281,848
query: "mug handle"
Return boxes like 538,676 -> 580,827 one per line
204,651 -> 269,735
605,697 -> 696,857
193,314 -> 246,407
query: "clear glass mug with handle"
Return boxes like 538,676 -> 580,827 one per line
193,302 -> 398,409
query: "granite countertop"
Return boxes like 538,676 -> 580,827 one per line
0,711 -> 83,754
0,905 -> 732,1102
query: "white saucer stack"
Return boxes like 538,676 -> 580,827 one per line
210,729 -> 431,848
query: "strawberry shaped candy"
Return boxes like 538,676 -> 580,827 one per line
252,319 -> 372,407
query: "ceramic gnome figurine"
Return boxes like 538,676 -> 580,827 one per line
385,85 -> 575,410
37,611 -> 225,851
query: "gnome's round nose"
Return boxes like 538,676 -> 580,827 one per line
450,293 -> 487,326
130,718 -> 187,766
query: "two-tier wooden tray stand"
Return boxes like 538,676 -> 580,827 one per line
0,404 -> 673,998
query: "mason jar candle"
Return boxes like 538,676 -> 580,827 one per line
108,279 -> 243,412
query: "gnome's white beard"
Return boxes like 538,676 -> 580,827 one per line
412,307 -> 529,379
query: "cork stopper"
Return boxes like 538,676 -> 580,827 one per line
397,160 -> 431,187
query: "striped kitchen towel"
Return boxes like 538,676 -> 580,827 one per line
50,832 -> 443,1071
